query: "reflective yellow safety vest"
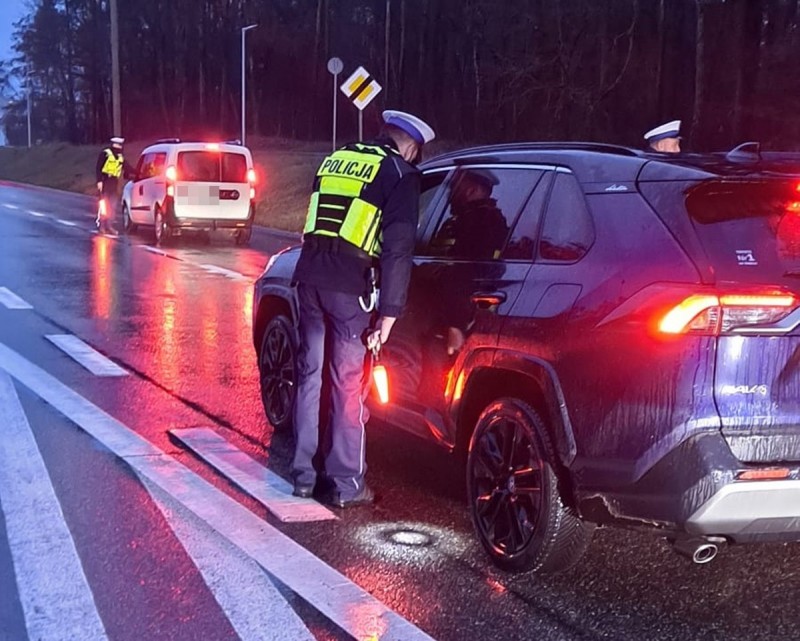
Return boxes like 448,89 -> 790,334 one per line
100,148 -> 124,179
303,143 -> 392,258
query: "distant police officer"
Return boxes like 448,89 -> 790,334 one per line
644,120 -> 682,153
95,136 -> 130,233
291,109 -> 435,508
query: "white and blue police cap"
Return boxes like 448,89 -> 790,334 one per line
382,110 -> 436,145
643,120 -> 681,143
110,136 -> 125,146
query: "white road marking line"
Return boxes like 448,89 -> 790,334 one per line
141,246 -> 166,256
199,264 -> 250,282
28,210 -> 46,217
45,335 -> 128,377
144,479 -> 316,641
4,203 -> 19,210
0,287 -> 33,310
0,343 -> 436,641
0,372 -> 109,641
171,428 -> 337,523
56,219 -> 78,227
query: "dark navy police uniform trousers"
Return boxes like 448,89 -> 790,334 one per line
292,283 -> 372,501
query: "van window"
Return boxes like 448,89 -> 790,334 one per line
423,168 -> 539,260
177,152 -> 248,182
538,172 -> 595,262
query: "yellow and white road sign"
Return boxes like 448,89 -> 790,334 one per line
340,66 -> 382,111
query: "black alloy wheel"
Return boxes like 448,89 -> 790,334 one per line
122,203 -> 137,233
467,397 -> 594,574
154,206 -> 170,245
235,225 -> 252,246
259,315 -> 297,431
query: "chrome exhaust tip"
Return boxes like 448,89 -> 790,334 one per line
673,536 -> 723,564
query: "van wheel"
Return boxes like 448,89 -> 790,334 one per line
467,397 -> 594,574
259,315 -> 297,431
154,206 -> 171,245
122,204 -> 137,233
235,226 -> 252,246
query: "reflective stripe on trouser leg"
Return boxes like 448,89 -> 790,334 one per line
321,289 -> 371,500
291,284 -> 326,487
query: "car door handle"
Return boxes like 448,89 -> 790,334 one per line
471,291 -> 506,307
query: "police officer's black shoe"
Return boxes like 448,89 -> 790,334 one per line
333,485 -> 375,509
292,484 -> 314,499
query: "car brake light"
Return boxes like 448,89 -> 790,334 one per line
247,168 -> 256,184
206,142 -> 220,151
166,165 -> 177,182
659,291 -> 797,335
249,187 -> 256,200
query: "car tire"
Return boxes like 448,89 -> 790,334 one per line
259,314 -> 297,432
154,205 -> 171,245
122,203 -> 137,234
467,397 -> 594,574
235,225 -> 252,246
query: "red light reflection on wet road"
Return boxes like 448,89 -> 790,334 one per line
91,235 -> 113,319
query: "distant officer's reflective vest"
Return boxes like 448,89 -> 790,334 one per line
303,143 -> 391,258
100,148 -> 124,179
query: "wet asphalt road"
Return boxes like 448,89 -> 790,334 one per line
0,181 -> 798,641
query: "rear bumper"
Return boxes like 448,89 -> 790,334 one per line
166,199 -> 253,231
687,480 -> 800,542
577,432 -> 800,543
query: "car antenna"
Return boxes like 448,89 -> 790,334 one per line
726,141 -> 761,163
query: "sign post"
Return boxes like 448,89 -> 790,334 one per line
339,66 -> 382,142
327,57 -> 344,151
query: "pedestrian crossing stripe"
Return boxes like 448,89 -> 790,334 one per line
340,66 -> 382,111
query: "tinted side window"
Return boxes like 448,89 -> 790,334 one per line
134,154 -> 148,181
503,171 -> 551,260
152,152 -> 167,177
416,170 -> 450,246
539,172 -> 594,262
423,168 -> 539,260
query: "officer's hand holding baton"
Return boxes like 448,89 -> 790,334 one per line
366,316 -> 396,352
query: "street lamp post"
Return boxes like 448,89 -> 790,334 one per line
26,66 -> 32,148
241,24 -> 258,146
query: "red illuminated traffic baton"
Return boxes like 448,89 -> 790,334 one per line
370,345 -> 389,405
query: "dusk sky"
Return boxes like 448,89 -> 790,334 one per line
1,0 -> 29,63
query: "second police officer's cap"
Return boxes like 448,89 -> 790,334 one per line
382,110 -> 436,145
110,136 -> 125,145
643,120 -> 681,143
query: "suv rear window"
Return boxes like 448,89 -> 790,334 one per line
177,152 -> 248,183
685,179 -> 800,279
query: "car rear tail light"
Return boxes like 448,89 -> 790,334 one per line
737,468 -> 791,480
247,168 -> 256,184
166,165 -> 177,182
659,291 -> 797,335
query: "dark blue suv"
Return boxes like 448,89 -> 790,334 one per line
253,142 -> 800,573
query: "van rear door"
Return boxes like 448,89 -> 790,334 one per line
174,149 -> 251,220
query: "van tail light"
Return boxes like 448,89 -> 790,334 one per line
659,291 -> 798,335
249,187 -> 256,200
247,168 -> 256,184
166,165 -> 177,197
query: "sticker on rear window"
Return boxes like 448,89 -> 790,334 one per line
736,250 -> 758,266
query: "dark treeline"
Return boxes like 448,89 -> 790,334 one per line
4,0 -> 800,150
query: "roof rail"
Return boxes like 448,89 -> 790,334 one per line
726,141 -> 761,163
224,139 -> 243,146
153,137 -> 181,144
433,141 -> 641,162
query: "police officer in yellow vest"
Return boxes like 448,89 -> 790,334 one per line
291,109 -> 436,508
95,136 -> 130,233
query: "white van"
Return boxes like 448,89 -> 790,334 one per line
121,139 -> 257,245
